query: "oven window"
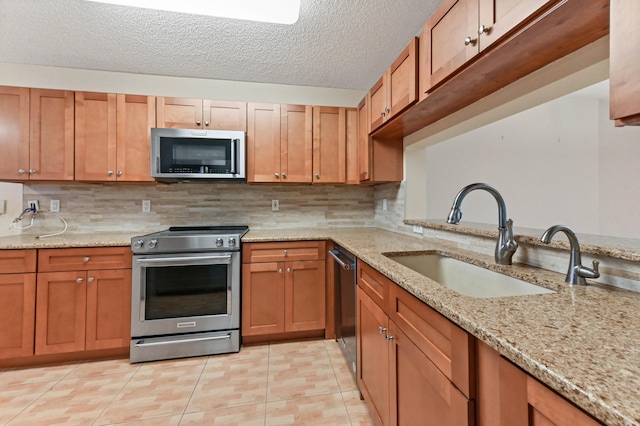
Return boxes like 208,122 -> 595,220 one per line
144,264 -> 228,320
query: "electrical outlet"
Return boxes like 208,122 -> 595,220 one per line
50,199 -> 60,213
412,225 -> 423,234
383,198 -> 388,211
27,200 -> 39,212
142,200 -> 151,213
271,200 -> 279,211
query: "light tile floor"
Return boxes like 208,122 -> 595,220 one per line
0,340 -> 374,426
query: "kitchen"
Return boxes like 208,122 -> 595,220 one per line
1,0 -> 640,425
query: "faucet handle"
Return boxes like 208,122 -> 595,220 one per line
592,260 -> 600,275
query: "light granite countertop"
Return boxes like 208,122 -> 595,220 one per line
2,227 -> 639,425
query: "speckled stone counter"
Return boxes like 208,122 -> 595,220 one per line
245,227 -> 640,426
2,227 -> 639,425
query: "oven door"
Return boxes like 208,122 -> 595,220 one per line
131,251 -> 240,338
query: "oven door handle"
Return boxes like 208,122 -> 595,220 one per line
133,334 -> 232,347
136,255 -> 232,267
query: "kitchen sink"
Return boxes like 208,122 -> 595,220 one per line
385,252 -> 555,298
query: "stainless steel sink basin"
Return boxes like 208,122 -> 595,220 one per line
385,252 -> 555,298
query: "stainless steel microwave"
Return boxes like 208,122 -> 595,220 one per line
151,128 -> 246,181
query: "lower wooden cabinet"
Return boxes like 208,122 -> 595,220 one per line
242,241 -> 326,339
356,261 -> 474,426
476,340 -> 603,426
0,250 -> 37,360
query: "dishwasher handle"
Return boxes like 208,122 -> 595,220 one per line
329,249 -> 356,270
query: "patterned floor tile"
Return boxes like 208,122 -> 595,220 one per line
212,344 -> 269,361
65,358 -> 140,379
100,414 -> 183,426
327,349 -> 358,392
180,404 -> 266,425
7,373 -> 134,426
268,340 -> 327,356
342,390 -> 376,426
265,393 -> 351,425
185,356 -> 268,412
0,381 -> 54,424
267,351 -> 340,401
0,363 -> 76,386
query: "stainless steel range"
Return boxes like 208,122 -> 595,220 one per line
130,226 -> 248,363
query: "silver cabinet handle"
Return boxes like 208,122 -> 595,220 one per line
315,173 -> 320,179
283,250 -> 288,255
378,326 -> 387,334
18,169 -> 26,174
282,173 -> 287,178
478,25 -> 490,35
205,121 -> 209,126
117,171 -> 122,176
107,170 -> 114,176
287,267 -> 291,273
76,278 -> 84,283
196,120 -> 201,126
83,257 -> 90,262
275,173 -> 279,178
464,36 -> 477,46
385,335 -> 395,341
87,277 -> 94,283
278,268 -> 283,273
29,169 -> 37,174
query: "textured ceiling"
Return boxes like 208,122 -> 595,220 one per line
0,0 -> 442,90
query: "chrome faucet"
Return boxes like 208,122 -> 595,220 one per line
540,225 -> 600,285
446,183 -> 518,265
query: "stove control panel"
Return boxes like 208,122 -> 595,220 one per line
131,229 -> 247,254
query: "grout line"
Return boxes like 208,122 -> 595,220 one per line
178,356 -> 210,425
90,366 -> 140,426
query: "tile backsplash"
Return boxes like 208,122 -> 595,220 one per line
23,182 -> 376,235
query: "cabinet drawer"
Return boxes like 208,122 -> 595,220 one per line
390,283 -> 475,399
0,249 -> 37,274
357,261 -> 390,313
243,241 -> 326,263
38,247 -> 132,272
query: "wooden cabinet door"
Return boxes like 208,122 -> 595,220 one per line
421,0 -> 479,93
345,107 -> 359,184
0,86 -> 30,180
0,273 -> 36,359
247,103 -> 281,183
116,94 -> 155,182
610,0 -> 640,125
280,104 -> 312,183
156,97 -> 203,128
357,97 -> 371,183
284,260 -> 325,332
368,76 -> 387,132
29,89 -> 75,181
35,271 -> 87,355
387,37 -> 418,119
389,321 -> 473,426
478,0 -> 552,51
85,269 -> 131,350
357,286 -> 390,426
203,100 -> 247,131
312,106 -> 346,183
75,92 -> 117,181
527,377 -> 602,426
241,262 -> 285,336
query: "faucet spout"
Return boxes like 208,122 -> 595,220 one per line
446,183 -> 517,265
540,225 -> 600,285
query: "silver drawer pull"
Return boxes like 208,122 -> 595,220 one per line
83,257 -> 90,262
76,278 -> 84,283
134,334 -> 231,347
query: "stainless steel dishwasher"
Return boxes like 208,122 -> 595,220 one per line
329,244 -> 357,383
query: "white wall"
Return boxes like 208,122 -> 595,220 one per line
416,81 -> 640,239
0,182 -> 23,236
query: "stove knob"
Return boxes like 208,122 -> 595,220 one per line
147,239 -> 158,249
132,240 -> 144,249
216,238 -> 224,247
228,237 -> 236,247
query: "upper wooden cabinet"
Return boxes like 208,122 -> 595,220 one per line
75,92 -> 155,182
345,107 -> 359,184
610,0 -> 640,126
368,37 -> 418,132
280,104 -> 313,183
0,87 -> 74,181
313,106 -> 346,183
247,102 -> 282,183
157,97 -> 247,131
421,0 -> 551,94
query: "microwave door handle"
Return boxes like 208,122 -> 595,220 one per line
230,139 -> 237,174
136,255 -> 232,267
